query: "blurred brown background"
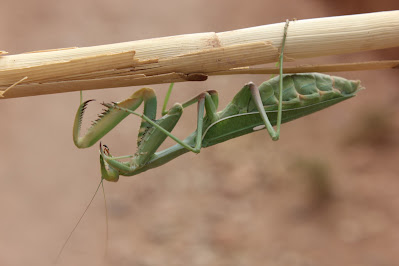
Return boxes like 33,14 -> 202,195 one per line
1,1 -> 399,266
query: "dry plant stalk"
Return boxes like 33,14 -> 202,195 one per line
0,10 -> 399,99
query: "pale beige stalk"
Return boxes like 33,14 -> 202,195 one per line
0,10 -> 399,99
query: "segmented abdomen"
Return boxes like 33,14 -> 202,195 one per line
253,73 -> 361,111
202,73 -> 363,147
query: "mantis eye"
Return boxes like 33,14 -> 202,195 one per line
103,144 -> 111,156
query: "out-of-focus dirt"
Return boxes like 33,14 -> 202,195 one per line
1,1 -> 398,266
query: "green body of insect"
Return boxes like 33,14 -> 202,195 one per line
73,73 -> 362,181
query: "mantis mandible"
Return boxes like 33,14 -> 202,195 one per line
72,21 -> 363,182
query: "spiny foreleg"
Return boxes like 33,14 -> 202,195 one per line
73,87 -> 156,148
100,89 -> 220,177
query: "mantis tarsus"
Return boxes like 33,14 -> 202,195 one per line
73,21 -> 363,182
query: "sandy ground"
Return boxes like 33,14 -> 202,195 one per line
1,1 -> 399,265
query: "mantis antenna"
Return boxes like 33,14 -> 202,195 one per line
55,177 -> 109,263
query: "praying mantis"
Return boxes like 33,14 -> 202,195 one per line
72,21 -> 363,182
58,20 -> 364,263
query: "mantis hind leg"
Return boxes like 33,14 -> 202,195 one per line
250,19 -> 289,141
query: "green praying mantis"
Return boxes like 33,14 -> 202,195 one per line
57,20 -> 364,262
72,21 -> 363,182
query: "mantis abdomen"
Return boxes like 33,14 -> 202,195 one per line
202,73 -> 362,147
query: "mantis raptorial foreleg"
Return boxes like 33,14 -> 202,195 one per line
99,89 -> 219,179
74,82 -> 219,181
73,87 -> 158,149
